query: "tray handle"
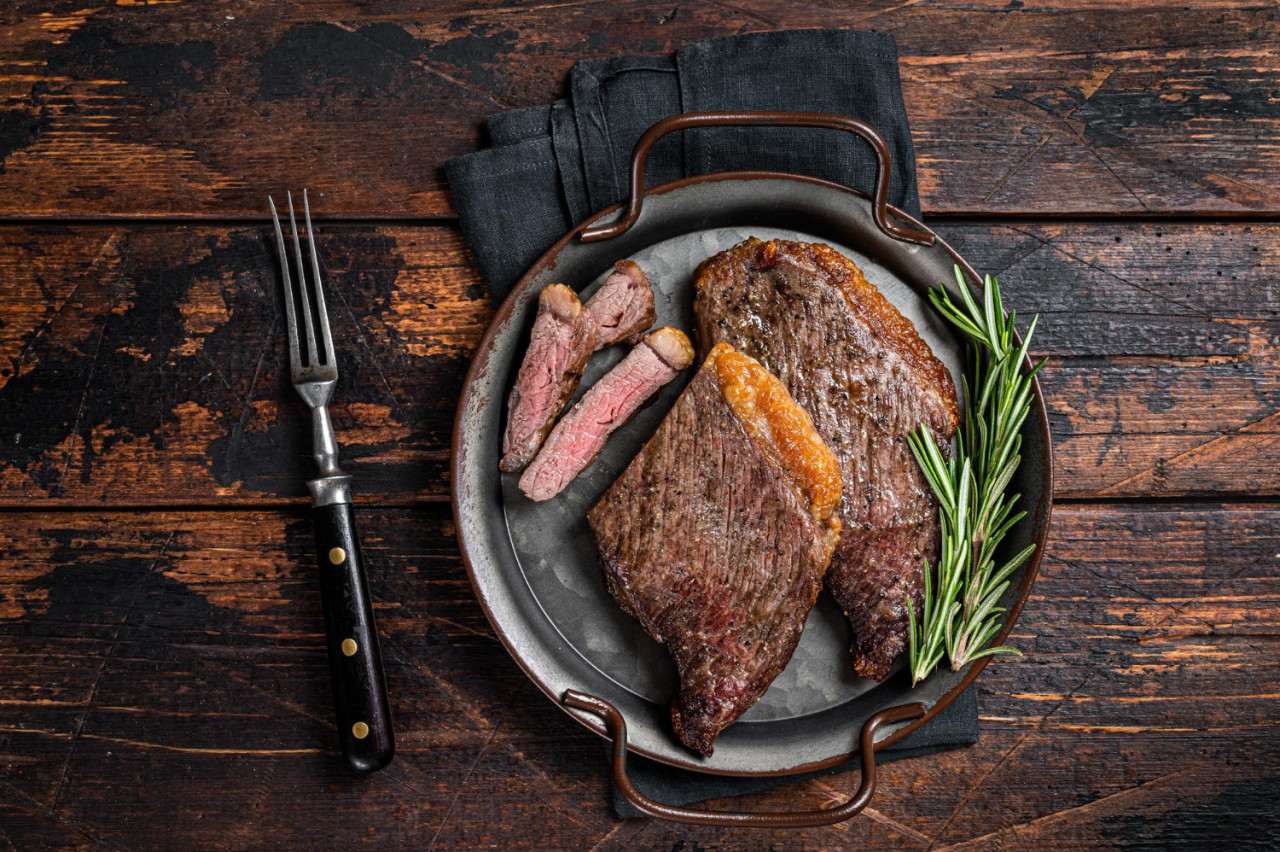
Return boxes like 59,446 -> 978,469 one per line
563,690 -> 926,827
579,111 -> 935,247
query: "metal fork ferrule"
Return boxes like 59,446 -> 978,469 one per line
308,475 -> 352,507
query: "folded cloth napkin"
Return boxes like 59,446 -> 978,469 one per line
446,28 -> 978,818
447,29 -> 921,300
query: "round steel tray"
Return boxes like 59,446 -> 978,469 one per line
452,112 -> 1052,825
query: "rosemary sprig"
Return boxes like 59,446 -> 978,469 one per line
907,266 -> 1046,686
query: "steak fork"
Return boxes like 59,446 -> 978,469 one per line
270,190 -> 394,773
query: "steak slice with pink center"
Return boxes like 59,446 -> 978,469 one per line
585,260 -> 656,350
519,327 -> 694,501
499,283 -> 598,474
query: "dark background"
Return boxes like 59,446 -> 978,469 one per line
0,1 -> 1277,849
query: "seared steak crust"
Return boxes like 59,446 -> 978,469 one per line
694,238 -> 959,681
588,344 -> 841,756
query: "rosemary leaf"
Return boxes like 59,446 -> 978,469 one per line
908,267 -> 1041,686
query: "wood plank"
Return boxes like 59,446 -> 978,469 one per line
947,222 -> 1280,500
0,1 -> 1276,217
0,224 -> 483,505
0,503 -> 1276,849
1,221 -> 1275,505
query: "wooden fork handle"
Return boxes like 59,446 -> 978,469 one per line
313,501 -> 395,772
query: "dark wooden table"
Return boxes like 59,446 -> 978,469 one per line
2,2 -> 1277,849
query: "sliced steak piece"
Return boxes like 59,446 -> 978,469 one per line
588,343 -> 843,757
694,238 -> 959,682
585,260 -> 657,349
520,327 -> 694,502
500,283 -> 598,474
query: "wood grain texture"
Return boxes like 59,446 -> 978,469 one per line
1,221 -> 1276,505
0,0 -> 1276,217
2,2 -> 1276,847
0,504 -> 1275,850
0,225 -> 483,505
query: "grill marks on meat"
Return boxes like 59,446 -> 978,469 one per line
585,260 -> 657,350
500,284 -> 598,474
519,327 -> 694,502
588,343 -> 842,757
694,239 -> 959,682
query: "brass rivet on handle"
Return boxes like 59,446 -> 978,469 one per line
328,547 -> 346,565
341,638 -> 358,657
352,722 -> 369,740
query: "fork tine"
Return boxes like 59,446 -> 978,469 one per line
303,190 -> 336,368
288,191 -> 319,368
269,196 -> 302,375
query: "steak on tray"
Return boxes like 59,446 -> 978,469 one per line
584,260 -> 656,350
694,238 -> 959,682
519,327 -> 694,502
588,343 -> 843,757
500,284 -> 598,474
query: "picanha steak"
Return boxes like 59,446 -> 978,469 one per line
520,327 -> 694,502
694,238 -> 959,681
500,283 -> 597,474
584,260 -> 656,350
588,343 -> 843,757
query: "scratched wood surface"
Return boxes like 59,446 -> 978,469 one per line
0,0 -> 1277,217
1,506 -> 1277,850
1,0 -> 1279,850
1,222 -> 1277,506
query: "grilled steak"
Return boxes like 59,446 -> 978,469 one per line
520,327 -> 694,502
694,238 -> 959,681
585,260 -> 657,349
500,283 -> 598,474
588,343 -> 843,756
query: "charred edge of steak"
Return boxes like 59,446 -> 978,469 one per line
585,260 -> 657,350
703,343 -> 844,526
518,327 -> 694,502
588,343 -> 842,758
499,283 -> 598,474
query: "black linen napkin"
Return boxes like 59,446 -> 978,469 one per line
447,29 -> 920,300
445,28 -> 978,819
